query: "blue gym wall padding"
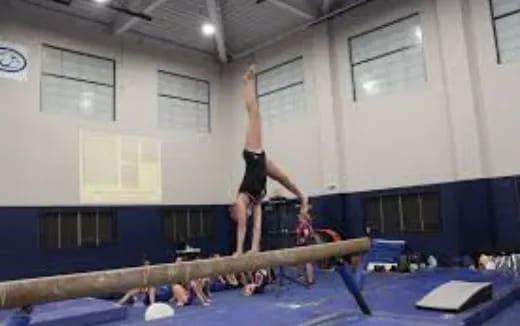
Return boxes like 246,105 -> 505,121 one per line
0,176 -> 519,281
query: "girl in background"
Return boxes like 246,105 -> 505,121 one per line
296,212 -> 315,285
241,269 -> 273,296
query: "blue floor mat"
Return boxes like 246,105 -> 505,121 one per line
0,298 -> 126,326
101,268 -> 520,326
481,300 -> 520,326
2,268 -> 518,326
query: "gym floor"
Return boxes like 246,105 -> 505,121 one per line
2,268 -> 518,326
112,269 -> 519,326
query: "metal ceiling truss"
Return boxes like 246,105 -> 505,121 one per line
234,0 -> 375,59
112,0 -> 167,35
256,0 -> 314,19
207,0 -> 228,63
26,0 -> 377,63
322,0 -> 332,14
46,0 -> 151,21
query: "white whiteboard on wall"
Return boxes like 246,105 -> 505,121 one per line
80,130 -> 162,204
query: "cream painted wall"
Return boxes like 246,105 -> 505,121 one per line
328,0 -> 493,192
467,0 -> 520,178
227,0 -> 519,195
331,0 -> 456,192
2,0 -> 519,206
0,1 -> 230,205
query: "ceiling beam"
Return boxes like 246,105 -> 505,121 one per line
265,0 -> 314,20
233,23 -> 308,60
207,0 -> 228,63
322,0 -> 332,14
113,0 -> 167,35
48,0 -> 72,5
235,0 -> 373,59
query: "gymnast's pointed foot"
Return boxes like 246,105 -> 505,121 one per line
242,65 -> 256,84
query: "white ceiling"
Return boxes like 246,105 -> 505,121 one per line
19,0 -> 364,61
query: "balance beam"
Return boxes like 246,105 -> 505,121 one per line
0,237 -> 370,309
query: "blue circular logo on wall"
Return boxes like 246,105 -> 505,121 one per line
0,46 -> 27,73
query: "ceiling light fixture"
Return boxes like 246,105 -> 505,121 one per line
415,27 -> 423,43
202,23 -> 216,36
93,0 -> 110,4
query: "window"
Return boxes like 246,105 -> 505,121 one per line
515,178 -> 520,223
382,195 -> 401,234
348,14 -> 426,100
401,194 -> 421,232
162,207 -> 214,242
40,213 -> 59,249
420,192 -> 441,231
263,199 -> 299,234
158,71 -> 210,132
262,199 -> 300,250
256,57 -> 305,125
81,210 -> 97,247
41,45 -> 115,121
363,197 -> 382,234
39,208 -> 117,249
363,192 -> 441,234
490,0 -> 520,63
60,211 -> 78,249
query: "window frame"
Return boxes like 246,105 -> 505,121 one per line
362,190 -> 442,235
39,210 -> 61,250
39,208 -> 117,250
488,0 -> 520,64
157,70 -> 211,133
515,178 -> 520,224
255,56 -> 304,98
161,207 -> 214,242
40,44 -> 116,121
92,208 -> 118,246
347,13 -> 425,101
255,56 -> 305,123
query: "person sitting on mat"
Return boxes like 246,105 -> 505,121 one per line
198,276 -> 212,302
142,285 -> 174,306
171,279 -> 211,306
209,272 -> 240,293
118,282 -> 173,306
167,256 -> 211,307
230,65 -> 310,255
207,254 -> 240,293
193,255 -> 212,302
118,259 -> 175,306
241,269 -> 273,296
118,260 -> 156,305
296,212 -> 315,285
213,254 -> 241,289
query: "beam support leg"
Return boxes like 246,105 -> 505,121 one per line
335,262 -> 371,315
